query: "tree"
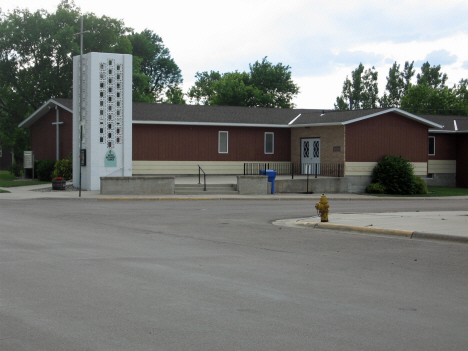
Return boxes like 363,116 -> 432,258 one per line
417,62 -> 448,89
248,57 -> 300,108
0,1 -> 182,159
334,63 -> 378,110
401,82 -> 468,115
164,87 -> 186,104
129,29 -> 182,102
379,61 -> 415,108
210,71 -> 259,107
187,70 -> 221,105
0,1 -> 132,159
188,57 -> 299,108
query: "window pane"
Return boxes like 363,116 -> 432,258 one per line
219,131 -> 228,153
428,137 -> 435,155
265,133 -> 274,154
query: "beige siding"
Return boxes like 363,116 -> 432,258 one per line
133,161 -> 292,175
345,162 -> 427,176
428,160 -> 456,174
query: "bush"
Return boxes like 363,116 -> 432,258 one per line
8,162 -> 22,177
371,155 -> 415,195
36,160 -> 56,181
53,158 -> 72,180
366,182 -> 386,194
413,176 -> 428,194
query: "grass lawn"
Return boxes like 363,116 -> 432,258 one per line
0,171 -> 49,188
370,186 -> 468,197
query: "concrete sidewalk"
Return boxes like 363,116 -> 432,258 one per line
2,181 -> 468,244
274,211 -> 468,244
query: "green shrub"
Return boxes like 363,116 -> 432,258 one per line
413,176 -> 428,194
53,158 -> 72,180
366,182 -> 386,194
8,162 -> 22,177
36,160 -> 56,181
371,155 -> 415,195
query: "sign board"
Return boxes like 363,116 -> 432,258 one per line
104,149 -> 117,167
80,149 -> 87,166
24,151 -> 34,169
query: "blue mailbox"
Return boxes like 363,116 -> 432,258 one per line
260,169 -> 277,194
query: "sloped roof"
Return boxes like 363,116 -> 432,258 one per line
132,102 -> 316,126
20,98 -> 455,131
18,98 -> 73,128
418,114 -> 468,132
291,108 -> 442,128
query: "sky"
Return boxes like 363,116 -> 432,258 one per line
2,0 -> 468,109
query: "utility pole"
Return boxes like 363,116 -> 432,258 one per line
74,16 -> 89,197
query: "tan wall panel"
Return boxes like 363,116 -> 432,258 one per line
345,162 -> 427,176
133,160 -> 293,175
428,160 -> 456,173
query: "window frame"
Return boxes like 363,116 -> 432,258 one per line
264,132 -> 274,154
428,136 -> 435,156
218,131 -> 228,154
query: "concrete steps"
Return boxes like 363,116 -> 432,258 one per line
175,183 -> 237,195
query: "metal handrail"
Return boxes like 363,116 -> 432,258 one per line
243,162 -> 344,178
198,164 -> 206,191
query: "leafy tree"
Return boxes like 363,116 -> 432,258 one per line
417,62 -> 448,89
361,66 -> 379,109
129,29 -> 182,102
164,87 -> 186,104
402,61 -> 415,93
248,57 -> 300,108
0,1 -> 182,159
401,83 -> 468,115
209,71 -> 259,107
188,71 -> 222,105
380,61 -> 415,107
335,63 -> 379,110
188,57 -> 299,108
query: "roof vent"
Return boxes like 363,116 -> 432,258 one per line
454,120 -> 458,131
320,110 -> 325,116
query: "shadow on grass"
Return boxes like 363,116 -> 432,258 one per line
368,186 -> 468,197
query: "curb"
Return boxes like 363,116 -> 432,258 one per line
298,221 -> 413,237
297,221 -> 467,244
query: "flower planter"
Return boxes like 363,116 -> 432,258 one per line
52,179 -> 66,190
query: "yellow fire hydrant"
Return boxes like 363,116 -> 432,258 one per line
315,194 -> 329,222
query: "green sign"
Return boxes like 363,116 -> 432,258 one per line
105,149 -> 117,167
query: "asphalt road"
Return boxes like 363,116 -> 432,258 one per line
1,199 -> 467,351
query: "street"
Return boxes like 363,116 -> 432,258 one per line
1,199 -> 467,350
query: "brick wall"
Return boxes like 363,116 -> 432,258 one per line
290,125 -> 345,164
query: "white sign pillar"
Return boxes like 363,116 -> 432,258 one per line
73,52 -> 133,191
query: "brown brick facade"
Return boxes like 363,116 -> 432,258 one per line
290,126 -> 345,164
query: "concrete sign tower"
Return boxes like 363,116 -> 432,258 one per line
73,52 -> 132,191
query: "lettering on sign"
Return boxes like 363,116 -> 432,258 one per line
105,149 -> 117,167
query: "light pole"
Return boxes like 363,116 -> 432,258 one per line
74,16 -> 89,197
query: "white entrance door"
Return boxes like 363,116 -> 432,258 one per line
301,138 -> 320,174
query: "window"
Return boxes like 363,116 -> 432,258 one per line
429,136 -> 435,155
265,132 -> 274,154
219,131 -> 228,153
